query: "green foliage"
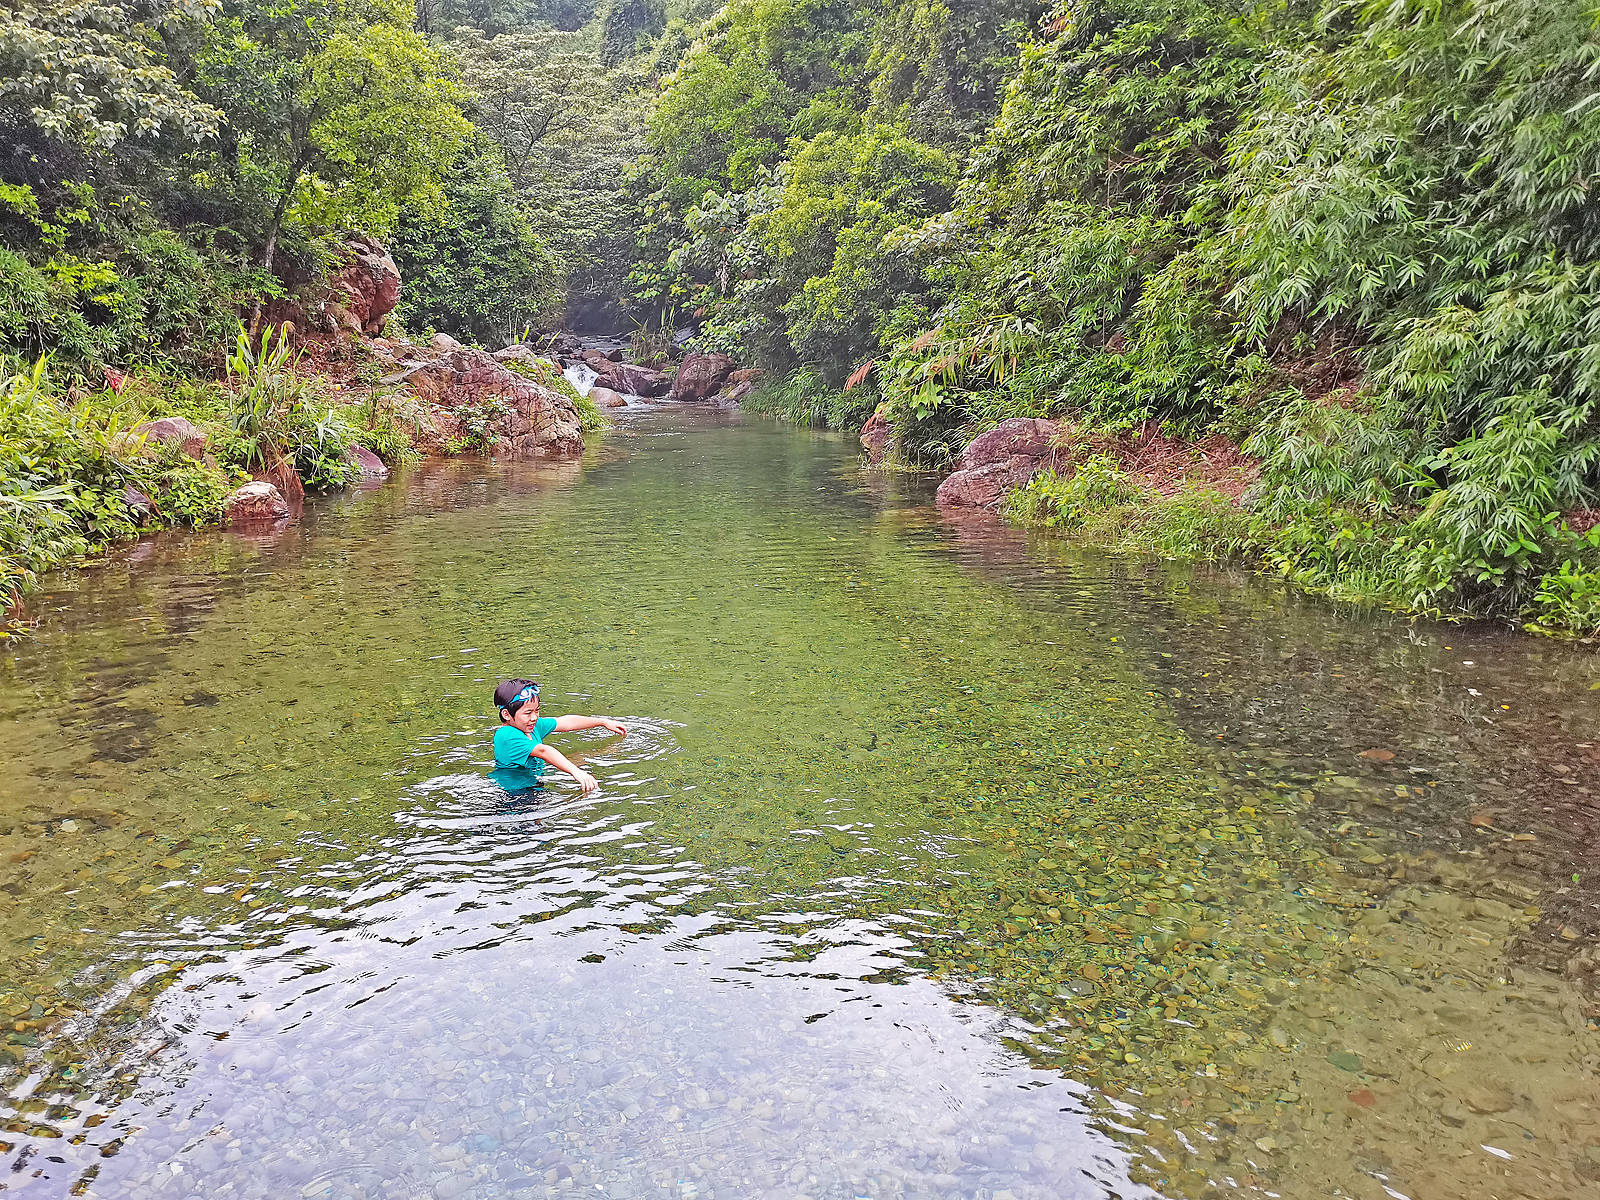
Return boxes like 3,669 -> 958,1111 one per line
741,367 -> 875,431
1007,458 -> 1253,561
0,358 -> 132,597
445,395 -> 513,453
1006,457 -> 1148,529
0,0 -> 473,373
573,388 -> 609,433
633,0 -> 1600,628
221,321 -> 362,487
346,391 -> 423,465
764,125 -> 954,377
0,0 -> 224,148
224,321 -> 307,467
0,356 -> 239,601
147,455 -> 234,525
600,0 -> 666,65
865,0 -> 1045,148
646,0 -> 869,199
193,0 -> 473,268
1528,541 -> 1600,639
389,139 -> 562,342
443,20 -> 645,322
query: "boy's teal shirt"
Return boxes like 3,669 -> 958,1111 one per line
493,717 -> 559,773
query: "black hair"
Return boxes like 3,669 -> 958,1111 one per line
493,678 -> 539,721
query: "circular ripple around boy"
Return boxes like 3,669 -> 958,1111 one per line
490,679 -> 628,794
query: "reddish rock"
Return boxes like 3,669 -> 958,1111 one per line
122,485 -> 156,519
936,418 -> 1065,509
954,418 -> 1062,472
223,481 -> 289,524
589,387 -> 628,409
574,347 -> 666,395
670,352 -> 736,402
398,347 -> 583,458
935,460 -> 1037,509
252,451 -> 304,507
720,381 -> 754,404
492,345 -> 558,371
326,236 -> 401,335
860,405 -> 892,464
346,445 -> 389,479
727,368 -> 765,386
590,361 -> 668,397
131,416 -> 208,460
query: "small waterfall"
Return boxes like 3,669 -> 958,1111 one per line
564,363 -> 598,396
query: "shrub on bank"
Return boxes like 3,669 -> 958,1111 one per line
742,369 -> 876,434
1007,464 -> 1253,565
1005,447 -> 1600,637
0,331 -> 419,613
638,0 -> 1600,636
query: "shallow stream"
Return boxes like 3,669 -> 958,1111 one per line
2,409 -> 1598,1199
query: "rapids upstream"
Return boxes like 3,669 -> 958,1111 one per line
1,407 -> 1598,1200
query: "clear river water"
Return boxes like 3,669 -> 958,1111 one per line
2,408 -> 1598,1200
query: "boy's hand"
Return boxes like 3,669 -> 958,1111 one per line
601,719 -> 629,738
572,769 -> 599,793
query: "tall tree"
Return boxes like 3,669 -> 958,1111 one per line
193,0 -> 471,273
0,0 -> 223,150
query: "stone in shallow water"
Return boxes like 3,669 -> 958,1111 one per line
1327,1049 -> 1364,1072
1460,1083 -> 1515,1114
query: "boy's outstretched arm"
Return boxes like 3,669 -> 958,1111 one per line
531,743 -> 599,793
553,715 -> 629,737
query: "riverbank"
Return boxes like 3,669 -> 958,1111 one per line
997,429 -> 1600,641
0,326 -> 603,632
835,399 -> 1600,640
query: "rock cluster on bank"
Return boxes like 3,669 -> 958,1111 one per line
933,418 -> 1065,509
372,340 -> 583,458
264,236 -> 768,471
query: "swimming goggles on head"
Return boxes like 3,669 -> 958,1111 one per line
511,684 -> 540,707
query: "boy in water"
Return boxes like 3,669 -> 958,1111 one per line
492,679 -> 628,794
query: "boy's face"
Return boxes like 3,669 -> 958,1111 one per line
505,695 -> 540,733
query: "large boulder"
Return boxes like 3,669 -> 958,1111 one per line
601,362 -> 670,397
224,481 -> 289,524
860,405 -> 892,465
954,418 -> 1062,471
492,344 -> 560,370
936,417 -> 1064,509
346,445 -> 389,480
131,417 -> 208,460
325,236 -> 401,336
588,386 -> 628,409
670,352 -> 736,402
396,347 -> 583,458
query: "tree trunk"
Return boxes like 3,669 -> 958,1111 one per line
250,155 -> 310,340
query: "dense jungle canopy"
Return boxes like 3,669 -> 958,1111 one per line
2,0 -> 1599,633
